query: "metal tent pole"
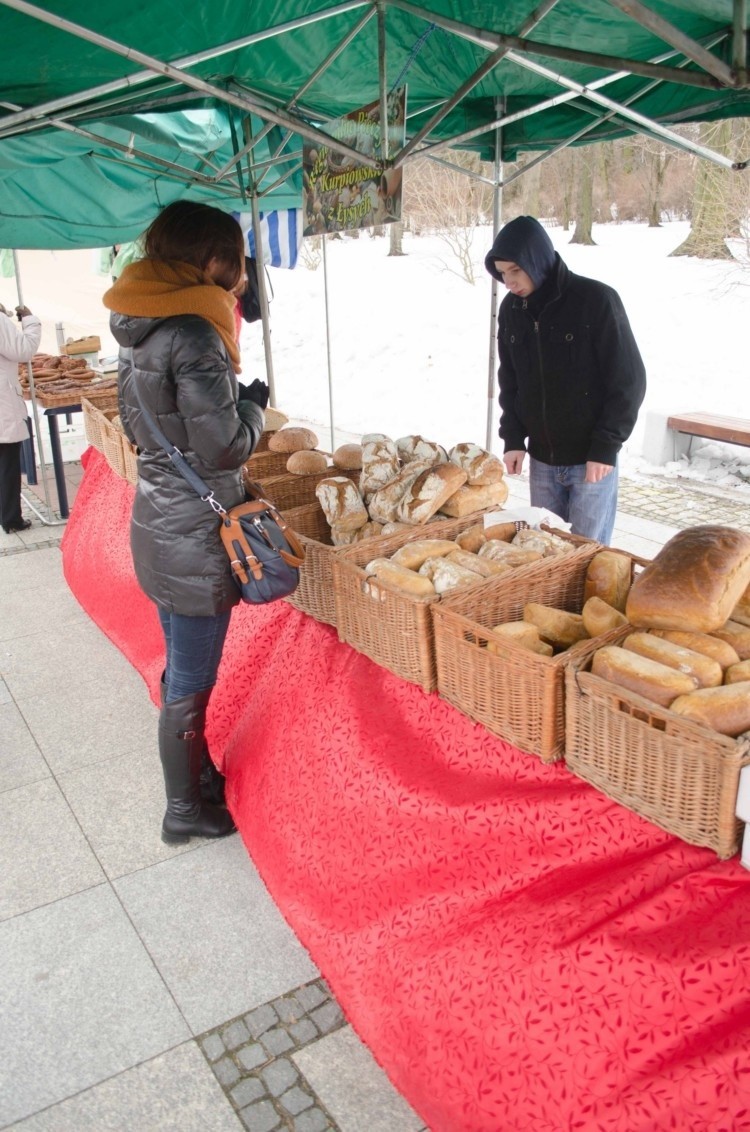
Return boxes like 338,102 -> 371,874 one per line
321,236 -> 336,454
13,250 -> 65,526
485,98 -> 503,453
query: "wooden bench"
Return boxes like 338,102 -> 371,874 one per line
667,412 -> 750,454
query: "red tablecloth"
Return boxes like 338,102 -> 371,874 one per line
62,449 -> 750,1132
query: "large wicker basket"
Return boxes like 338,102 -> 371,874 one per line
565,630 -> 750,858
333,513 -> 509,692
261,469 -> 354,513
432,541 -> 641,762
82,398 -> 127,479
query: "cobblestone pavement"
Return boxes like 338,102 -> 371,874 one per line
617,473 -> 750,533
199,978 -> 347,1132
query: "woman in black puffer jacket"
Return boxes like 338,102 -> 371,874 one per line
104,201 -> 267,846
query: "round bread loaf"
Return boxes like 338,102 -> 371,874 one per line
332,443 -> 363,471
287,450 -> 328,475
268,426 -> 319,453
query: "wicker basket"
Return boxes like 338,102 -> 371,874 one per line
261,469 -> 357,512
121,437 -> 139,486
82,397 -> 106,450
282,502 -> 342,626
333,513 -> 508,692
565,630 -> 750,858
432,542 -> 642,762
243,449 -> 290,482
81,398 -> 127,478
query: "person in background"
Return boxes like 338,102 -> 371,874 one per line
484,215 -> 646,545
103,201 -> 269,845
0,301 -> 41,534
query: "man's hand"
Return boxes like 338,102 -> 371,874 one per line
15,305 -> 32,320
585,461 -> 614,483
503,450 -> 526,475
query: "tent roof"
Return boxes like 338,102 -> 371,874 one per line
1,0 -> 748,247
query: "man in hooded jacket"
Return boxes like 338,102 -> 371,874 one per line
485,215 -> 646,544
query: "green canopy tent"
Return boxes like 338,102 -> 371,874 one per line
0,0 -> 748,509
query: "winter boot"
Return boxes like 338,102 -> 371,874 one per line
160,672 -> 227,807
158,688 -> 236,845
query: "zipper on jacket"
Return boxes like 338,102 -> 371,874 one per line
532,317 -> 555,463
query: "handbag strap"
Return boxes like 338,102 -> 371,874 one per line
123,347 -> 228,516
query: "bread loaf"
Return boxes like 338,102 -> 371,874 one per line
712,620 -> 750,660
488,622 -> 554,656
448,443 -> 504,486
268,426 -> 319,453
455,523 -> 487,553
523,604 -> 588,649
512,528 -> 575,557
648,630 -> 741,670
730,583 -> 750,627
584,551 -> 632,612
381,521 -> 410,536
263,407 -> 288,431
390,539 -> 458,570
396,435 -> 447,465
622,631 -> 723,688
670,682 -> 750,736
286,450 -> 328,475
418,556 -> 484,594
396,464 -> 467,525
315,476 -> 368,531
724,660 -> 750,685
332,443 -> 363,471
366,458 -> 436,524
484,521 -> 523,542
439,480 -> 509,518
625,525 -> 750,632
581,596 -> 628,637
478,542 -> 543,568
446,548 -> 514,578
591,646 -> 698,708
364,557 -> 436,597
359,434 -> 400,495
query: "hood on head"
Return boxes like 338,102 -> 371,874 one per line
109,313 -> 167,349
484,215 -> 556,286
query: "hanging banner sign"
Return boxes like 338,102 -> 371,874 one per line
303,88 -> 406,236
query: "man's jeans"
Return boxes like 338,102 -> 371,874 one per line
157,606 -> 232,703
529,458 -> 619,544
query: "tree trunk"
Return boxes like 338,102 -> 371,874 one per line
388,220 -> 405,256
570,150 -> 596,245
671,122 -> 733,259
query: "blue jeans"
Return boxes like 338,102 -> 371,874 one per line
157,606 -> 232,703
529,458 -> 619,545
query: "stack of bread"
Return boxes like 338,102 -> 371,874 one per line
360,521 -> 575,599
314,431 -> 510,548
19,352 -> 115,400
583,526 -> 750,737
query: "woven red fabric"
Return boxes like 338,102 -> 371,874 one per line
63,450 -> 750,1132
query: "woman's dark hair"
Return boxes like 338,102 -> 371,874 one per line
144,201 -> 245,291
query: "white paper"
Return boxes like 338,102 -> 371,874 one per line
482,507 -> 572,532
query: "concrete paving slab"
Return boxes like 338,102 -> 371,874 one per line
0,545 -> 65,587
0,701 -> 50,794
0,679 -> 11,705
1,619 -> 137,702
20,673 -> 155,777
58,746 -> 198,879
292,1026 -> 426,1132
0,884 -> 189,1126
0,777 -> 104,921
114,836 -> 319,1035
0,577 -> 87,643
8,1041 -> 243,1132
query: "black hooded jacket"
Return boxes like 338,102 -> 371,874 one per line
485,225 -> 646,467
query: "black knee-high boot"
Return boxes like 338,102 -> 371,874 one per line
158,689 -> 236,845
159,673 -> 226,806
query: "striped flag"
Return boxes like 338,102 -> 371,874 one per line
234,209 -> 303,269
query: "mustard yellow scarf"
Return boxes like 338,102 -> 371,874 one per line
103,258 -> 241,372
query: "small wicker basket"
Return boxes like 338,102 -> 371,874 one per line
432,540 -> 639,762
565,629 -> 750,858
333,513 -> 507,692
282,502 -> 342,626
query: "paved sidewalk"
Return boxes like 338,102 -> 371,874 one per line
1,458 -> 745,1130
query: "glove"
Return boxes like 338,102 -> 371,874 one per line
238,378 -> 269,409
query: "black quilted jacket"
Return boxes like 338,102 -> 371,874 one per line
111,312 -> 264,615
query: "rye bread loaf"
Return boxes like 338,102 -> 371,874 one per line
332,443 -> 363,471
268,426 -> 319,452
625,525 -> 750,632
286,450 -> 328,474
315,476 -> 368,532
396,435 -> 447,465
448,443 -> 504,486
366,458 -> 436,524
396,463 -> 467,525
359,434 -> 400,495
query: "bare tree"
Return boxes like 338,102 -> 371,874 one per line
569,148 -> 596,245
403,151 -> 493,282
671,121 -> 734,259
